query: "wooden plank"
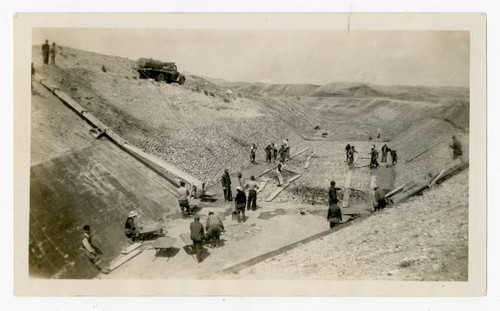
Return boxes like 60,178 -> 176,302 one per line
265,175 -> 302,202
257,147 -> 310,178
121,243 -> 142,255
342,171 -> 352,208
123,143 -> 203,188
385,183 -> 407,198
289,147 -> 311,159
429,169 -> 446,188
222,216 -> 356,274
108,248 -> 143,271
257,180 -> 269,194
405,142 -> 441,164
303,152 -> 316,169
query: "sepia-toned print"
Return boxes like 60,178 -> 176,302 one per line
15,13 -> 486,296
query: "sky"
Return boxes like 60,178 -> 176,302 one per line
33,28 -> 469,87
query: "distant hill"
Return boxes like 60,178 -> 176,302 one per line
310,82 -> 469,103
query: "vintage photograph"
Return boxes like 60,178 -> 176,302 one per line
14,13 -> 486,296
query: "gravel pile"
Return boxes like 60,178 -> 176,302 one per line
224,222 -> 262,241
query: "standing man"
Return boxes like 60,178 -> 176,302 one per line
205,212 -> 224,248
250,143 -> 258,164
283,139 -> 290,159
178,181 -> 191,218
373,186 -> 387,211
221,169 -> 232,201
381,144 -> 389,163
347,145 -> 357,167
80,225 -> 110,274
50,42 -> 57,65
449,136 -> 463,160
279,144 -> 286,163
272,143 -> 278,163
370,145 -> 379,169
190,215 -> 205,263
276,163 -> 284,186
42,40 -> 50,65
31,62 -> 35,92
345,144 -> 351,162
390,149 -> 398,165
265,143 -> 273,164
245,175 -> 260,211
234,186 -> 247,222
237,172 -> 244,189
328,181 -> 342,206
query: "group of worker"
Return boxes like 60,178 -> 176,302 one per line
221,169 -> 262,222
189,212 -> 225,262
345,143 -> 397,168
41,39 -> 57,66
251,139 -> 290,164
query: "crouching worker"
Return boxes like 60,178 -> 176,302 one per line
327,199 -> 342,228
234,186 -> 247,222
206,212 -> 224,248
190,215 -> 205,263
80,225 -> 110,274
124,211 -> 141,243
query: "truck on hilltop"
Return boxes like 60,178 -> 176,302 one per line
137,58 -> 186,85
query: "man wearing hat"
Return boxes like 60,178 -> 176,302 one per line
234,186 -> 247,222
190,215 -> 205,263
124,211 -> 141,243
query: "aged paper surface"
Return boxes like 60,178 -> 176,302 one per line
13,13 -> 486,296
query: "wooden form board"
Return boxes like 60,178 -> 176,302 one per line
123,144 -> 203,188
265,174 -> 301,202
108,248 -> 143,271
303,153 -> 316,169
40,75 -> 202,189
121,243 -> 142,255
257,147 -> 310,178
342,171 -> 352,208
405,142 -> 441,164
257,180 -> 269,194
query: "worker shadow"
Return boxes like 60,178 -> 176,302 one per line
204,238 -> 227,248
92,245 -> 104,256
182,245 -> 212,262
155,247 -> 180,259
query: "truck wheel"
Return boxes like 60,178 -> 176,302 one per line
178,76 -> 186,85
156,73 -> 165,82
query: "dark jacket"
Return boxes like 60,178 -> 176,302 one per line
190,221 -> 205,242
327,203 -> 342,221
221,173 -> 231,187
450,139 -> 463,157
235,190 -> 247,205
328,186 -> 341,205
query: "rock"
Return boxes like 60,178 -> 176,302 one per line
388,269 -> 399,276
